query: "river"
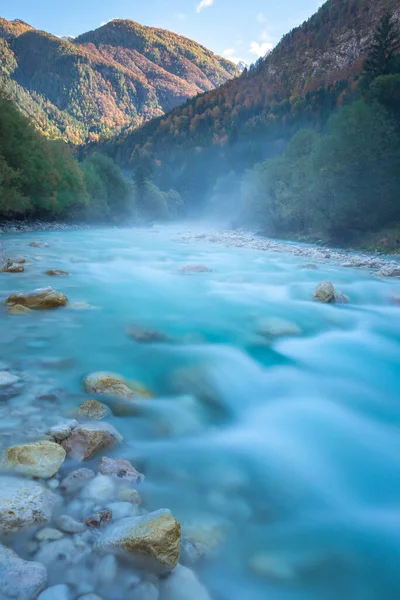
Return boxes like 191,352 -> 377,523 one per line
0,225 -> 400,600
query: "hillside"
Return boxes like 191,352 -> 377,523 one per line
106,0 -> 400,169
0,17 -> 239,144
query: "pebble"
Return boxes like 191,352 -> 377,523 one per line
60,468 -> 96,494
57,514 -> 86,534
38,584 -> 72,600
36,528 -> 64,542
94,554 -> 118,585
106,501 -> 139,520
81,475 -> 116,502
98,456 -> 144,483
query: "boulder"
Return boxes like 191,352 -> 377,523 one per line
6,304 -> 33,315
179,265 -> 212,275
60,423 -> 122,461
83,372 -> 151,401
0,544 -> 47,600
94,509 -> 181,574
2,441 -> 66,479
160,565 -> 211,600
98,456 -> 144,483
313,280 -> 335,303
0,476 -> 56,534
45,270 -> 69,276
77,400 -> 110,420
60,468 -> 95,494
5,287 -> 68,309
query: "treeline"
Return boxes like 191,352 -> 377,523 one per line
0,88 -> 132,221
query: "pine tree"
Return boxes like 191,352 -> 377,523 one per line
364,11 -> 400,81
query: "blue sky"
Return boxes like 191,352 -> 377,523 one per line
2,0 -> 323,65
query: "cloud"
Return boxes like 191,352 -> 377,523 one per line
257,12 -> 266,23
196,0 -> 214,13
222,48 -> 242,64
249,41 -> 274,57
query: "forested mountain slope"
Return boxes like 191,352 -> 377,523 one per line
0,17 -> 238,144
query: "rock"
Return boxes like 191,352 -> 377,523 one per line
60,423 -> 122,461
0,477 -> 56,534
377,265 -> 400,277
83,372 -> 150,400
98,456 -> 144,483
131,582 -> 159,600
77,400 -> 110,420
77,595 -> 103,600
5,287 -> 68,309
181,517 -> 229,555
117,487 -> 142,505
301,263 -> 318,270
313,280 -> 335,303
334,291 -> 349,304
30,241 -> 49,247
2,441 -> 66,479
36,528 -> 64,542
179,265 -> 212,274
0,261 -> 24,273
81,475 -> 116,502
0,371 -> 19,387
258,318 -> 301,340
0,544 -> 47,600
7,304 -> 33,315
48,421 -> 78,442
128,326 -> 168,343
160,565 -> 211,600
94,554 -> 118,586
38,584 -> 72,600
94,509 -> 181,574
106,502 -> 139,520
60,468 -> 95,494
45,270 -> 69,276
84,509 -> 113,528
34,538 -> 87,568
13,257 -> 26,264
57,514 -> 86,534
180,537 -> 205,566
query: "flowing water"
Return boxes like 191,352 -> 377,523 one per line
1,225 -> 400,600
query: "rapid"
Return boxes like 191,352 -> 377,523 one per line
0,225 -> 400,600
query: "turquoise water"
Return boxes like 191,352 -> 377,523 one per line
1,226 -> 400,599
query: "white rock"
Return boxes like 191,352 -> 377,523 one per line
160,565 -> 211,600
94,554 -> 118,585
81,475 -> 116,502
0,477 -> 56,534
38,584 -> 72,600
0,372 -> 19,387
36,528 -> 64,542
106,501 -> 139,520
57,514 -> 86,533
0,544 -> 47,600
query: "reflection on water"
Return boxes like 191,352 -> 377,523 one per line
1,226 -> 400,600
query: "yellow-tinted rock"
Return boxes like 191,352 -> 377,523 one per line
84,372 -> 150,400
2,441 -> 66,479
45,270 -> 69,276
77,400 -> 109,420
6,287 -> 68,309
7,304 -> 33,315
61,424 -> 122,461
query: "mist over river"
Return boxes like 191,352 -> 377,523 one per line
1,225 -> 400,600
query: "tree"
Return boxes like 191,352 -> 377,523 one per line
364,11 -> 400,82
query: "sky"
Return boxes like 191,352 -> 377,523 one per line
1,0 -> 323,65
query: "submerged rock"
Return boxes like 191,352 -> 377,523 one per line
313,280 -> 335,303
179,264 -> 212,274
131,582 -> 159,600
2,441 -> 66,479
0,476 -> 56,534
0,544 -> 47,600
334,291 -> 349,304
45,270 -> 69,276
98,456 -> 144,483
128,326 -> 168,343
60,423 -> 122,461
117,487 -> 142,505
258,318 -> 301,340
77,400 -> 110,420
38,584 -> 72,600
57,514 -> 86,534
94,509 -> 181,574
60,468 -> 95,494
5,287 -> 68,309
30,241 -> 49,248
84,372 -> 138,399
0,371 -> 19,387
160,565 -> 211,600
6,304 -> 33,315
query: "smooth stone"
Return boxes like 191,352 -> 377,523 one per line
128,326 -> 168,343
2,440 -> 66,479
5,287 -> 68,309
94,554 -> 118,585
81,475 -> 116,502
160,565 -> 211,600
117,487 -> 142,505
0,544 -> 47,600
0,372 -> 19,386
94,509 -> 181,574
61,423 -> 122,461
57,514 -> 86,533
0,477 -> 56,534
7,304 -> 33,315
131,582 -> 159,600
179,265 -> 212,274
60,468 -> 95,494
83,372 -> 151,401
45,270 -> 69,276
77,400 -> 110,420
98,456 -> 144,483
313,280 -> 335,303
106,502 -> 139,520
36,528 -> 64,542
34,538 -> 89,567
38,584 -> 72,600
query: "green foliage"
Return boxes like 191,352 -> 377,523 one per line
364,10 -> 400,82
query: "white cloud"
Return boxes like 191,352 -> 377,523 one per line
257,12 -> 266,23
196,0 -> 214,13
249,41 -> 274,57
222,48 -> 242,64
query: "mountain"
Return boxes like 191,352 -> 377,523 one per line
0,17 -> 239,144
103,0 -> 400,203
